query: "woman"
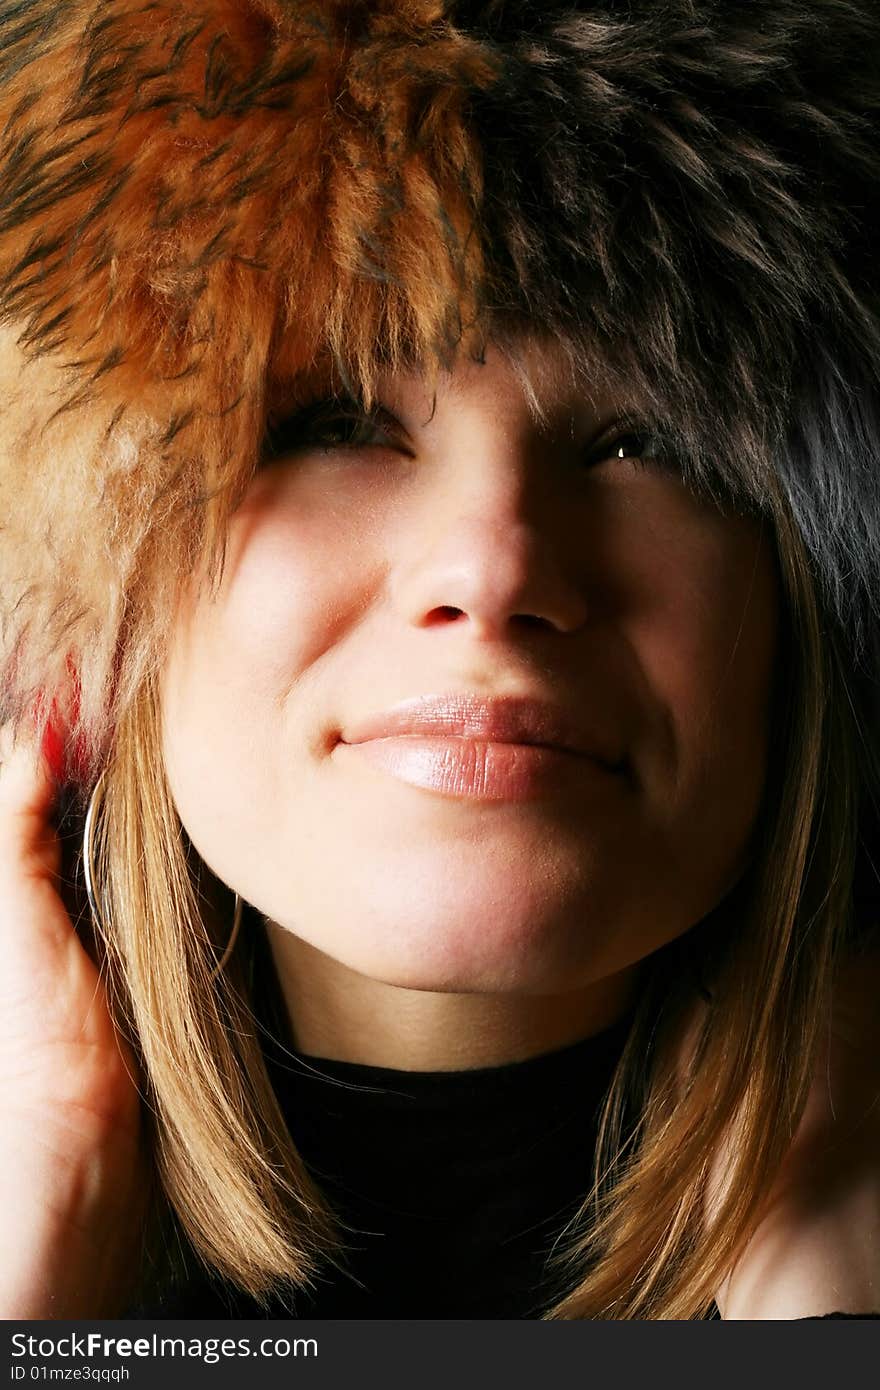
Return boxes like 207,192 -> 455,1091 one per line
0,0 -> 878,1320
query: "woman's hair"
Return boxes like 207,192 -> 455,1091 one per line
68,456 -> 875,1321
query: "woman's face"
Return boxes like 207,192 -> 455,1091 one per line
160,340 -> 779,994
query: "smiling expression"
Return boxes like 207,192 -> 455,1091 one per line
159,339 -> 780,995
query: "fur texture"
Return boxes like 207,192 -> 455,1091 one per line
0,0 -> 878,774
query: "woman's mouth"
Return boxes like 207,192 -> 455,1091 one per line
335,734 -> 623,802
334,692 -> 627,801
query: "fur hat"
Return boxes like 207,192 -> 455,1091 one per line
0,0 -> 878,781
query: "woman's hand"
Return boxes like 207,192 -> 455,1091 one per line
0,722 -> 146,1318
714,949 -> 880,1319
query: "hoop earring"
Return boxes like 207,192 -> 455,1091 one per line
213,891 -> 244,978
82,768 -> 107,933
83,770 -> 244,981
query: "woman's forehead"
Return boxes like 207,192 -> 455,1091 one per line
267,331 -> 642,428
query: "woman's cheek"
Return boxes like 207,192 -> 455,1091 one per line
615,510 -> 777,830
221,493 -> 384,679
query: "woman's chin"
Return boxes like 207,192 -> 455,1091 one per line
271,884 -> 616,995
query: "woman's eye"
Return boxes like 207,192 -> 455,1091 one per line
587,428 -> 671,471
263,397 -> 405,461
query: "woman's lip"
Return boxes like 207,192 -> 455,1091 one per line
340,693 -> 622,767
335,735 -> 623,802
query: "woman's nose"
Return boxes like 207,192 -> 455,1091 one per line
391,460 -> 591,641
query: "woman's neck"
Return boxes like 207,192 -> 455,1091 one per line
264,923 -> 639,1071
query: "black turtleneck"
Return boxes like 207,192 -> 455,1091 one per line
139,1020 -> 630,1319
